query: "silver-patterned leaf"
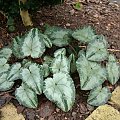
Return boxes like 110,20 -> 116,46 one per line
107,54 -> 120,85
12,36 -> 24,58
51,49 -> 70,74
21,63 -> 43,94
0,58 -> 10,74
86,37 -> 108,61
72,26 -> 96,43
87,86 -> 111,106
7,63 -> 22,82
76,52 -> 107,90
21,28 -> 45,58
43,72 -> 75,112
0,73 -> 14,91
50,29 -> 72,47
0,48 -> 12,60
15,83 -> 38,108
54,48 -> 66,57
40,34 -> 52,48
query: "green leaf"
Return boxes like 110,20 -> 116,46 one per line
0,58 -> 10,74
73,2 -> 82,10
87,86 -> 111,106
7,63 -> 22,82
0,73 -> 14,91
0,48 -> 12,60
21,63 -> 43,94
43,72 -> 75,112
69,54 -> 76,73
15,83 -> 38,108
72,26 -> 96,43
106,54 -> 120,85
86,37 -> 108,61
76,52 -> 107,90
51,49 -> 70,74
21,28 -> 45,58
12,36 -> 24,58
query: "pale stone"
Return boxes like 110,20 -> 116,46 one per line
110,86 -> 120,108
0,103 -> 25,120
85,104 -> 120,120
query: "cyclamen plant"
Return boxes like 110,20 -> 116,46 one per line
0,26 -> 119,112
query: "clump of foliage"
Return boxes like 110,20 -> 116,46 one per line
0,26 -> 119,112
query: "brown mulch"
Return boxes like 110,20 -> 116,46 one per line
0,0 -> 120,120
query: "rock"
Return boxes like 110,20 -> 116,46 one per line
110,86 -> 120,109
66,23 -> 71,27
85,104 -> 120,120
0,103 -> 25,120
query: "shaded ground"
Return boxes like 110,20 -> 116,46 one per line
0,0 -> 120,120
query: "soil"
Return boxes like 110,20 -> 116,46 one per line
0,0 -> 120,120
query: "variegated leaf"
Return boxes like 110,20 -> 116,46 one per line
107,54 -> 120,85
12,36 -> 24,58
21,63 -> 43,94
43,72 -> 75,112
7,63 -> 22,82
0,73 -> 14,91
51,49 -> 70,74
72,26 -> 96,43
0,58 -> 10,74
21,28 -> 45,58
86,37 -> 108,61
76,52 -> 107,90
15,83 -> 38,108
87,86 -> 111,106
0,48 -> 12,60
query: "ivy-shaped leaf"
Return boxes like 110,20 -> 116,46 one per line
72,26 -> 96,43
50,29 -> 72,47
87,86 -> 111,106
76,52 -> 107,90
43,72 -> 75,112
12,36 -> 24,58
21,28 -> 45,58
106,54 -> 120,85
21,63 -> 43,94
0,58 -> 10,74
86,37 -> 108,61
0,73 -> 14,91
45,25 -> 72,47
0,48 -> 12,60
44,25 -> 61,37
7,63 -> 22,82
51,48 -> 70,74
15,83 -> 38,108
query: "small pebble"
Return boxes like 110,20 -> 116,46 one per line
66,23 -> 71,27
